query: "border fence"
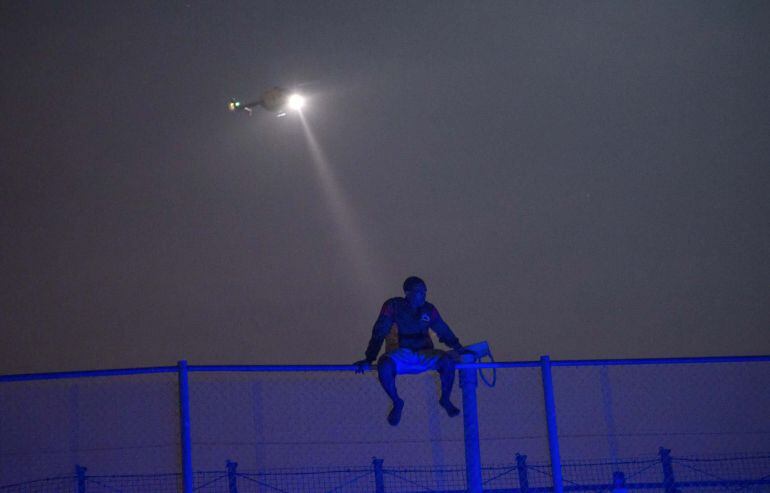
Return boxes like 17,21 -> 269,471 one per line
4,452 -> 770,493
1,355 -> 769,492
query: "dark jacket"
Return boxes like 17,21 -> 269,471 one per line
364,297 -> 461,362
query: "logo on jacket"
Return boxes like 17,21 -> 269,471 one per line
421,313 -> 430,322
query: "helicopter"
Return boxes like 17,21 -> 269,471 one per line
227,86 -> 305,117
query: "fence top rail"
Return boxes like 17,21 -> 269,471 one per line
0,366 -> 177,382
1,354 -> 768,381
549,355 -> 770,367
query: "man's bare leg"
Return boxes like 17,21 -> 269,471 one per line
377,355 -> 404,425
437,354 -> 460,417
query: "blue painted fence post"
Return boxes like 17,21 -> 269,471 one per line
516,453 -> 529,493
660,447 -> 677,493
459,357 -> 483,493
540,355 -> 563,493
178,360 -> 193,493
76,465 -> 87,493
227,460 -> 239,493
372,457 -> 385,493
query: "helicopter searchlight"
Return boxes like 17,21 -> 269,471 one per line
227,86 -> 305,117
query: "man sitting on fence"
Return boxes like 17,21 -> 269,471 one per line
354,276 -> 465,426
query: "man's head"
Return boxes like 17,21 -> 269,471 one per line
403,276 -> 427,307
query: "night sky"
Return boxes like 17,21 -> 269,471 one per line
2,1 -> 769,374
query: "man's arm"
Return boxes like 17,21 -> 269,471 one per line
429,306 -> 462,351
362,300 -> 396,363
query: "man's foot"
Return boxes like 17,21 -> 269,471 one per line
439,397 -> 460,417
388,398 -> 405,426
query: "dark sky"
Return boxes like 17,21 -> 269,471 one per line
2,1 -> 769,374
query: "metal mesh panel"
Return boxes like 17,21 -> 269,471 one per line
381,465 -> 465,492
560,456 -> 663,491
480,464 -> 520,491
85,473 -> 182,493
0,476 -> 74,493
671,454 -> 770,492
193,471 -> 230,493
188,370 -> 467,471
0,373 -> 180,485
236,467 -> 375,493
476,366 -> 550,464
2,359 -> 768,491
551,362 -> 770,460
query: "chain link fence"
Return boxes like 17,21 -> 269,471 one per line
1,357 -> 768,492
0,371 -> 179,486
551,361 -> 770,459
188,369 -> 467,470
4,454 -> 768,492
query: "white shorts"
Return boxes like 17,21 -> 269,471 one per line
386,348 -> 446,374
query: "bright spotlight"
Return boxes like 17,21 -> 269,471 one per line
287,94 -> 305,111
